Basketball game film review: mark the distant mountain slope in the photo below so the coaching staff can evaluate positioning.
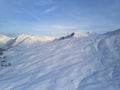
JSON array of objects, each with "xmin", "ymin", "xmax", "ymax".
[
  {"xmin": 0, "ymin": 29, "xmax": 120, "ymax": 90},
  {"xmin": 12, "ymin": 34, "xmax": 55, "ymax": 47},
  {"xmin": 103, "ymin": 29, "xmax": 120, "ymax": 36},
  {"xmin": 0, "ymin": 34, "xmax": 11, "ymax": 49},
  {"xmin": 58, "ymin": 32, "xmax": 96, "ymax": 40}
]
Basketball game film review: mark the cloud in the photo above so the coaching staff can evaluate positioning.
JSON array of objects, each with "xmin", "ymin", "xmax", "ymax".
[
  {"xmin": 33, "ymin": 0, "xmax": 58, "ymax": 14},
  {"xmin": 34, "ymin": 0, "xmax": 55, "ymax": 6},
  {"xmin": 41, "ymin": 6, "xmax": 58, "ymax": 14}
]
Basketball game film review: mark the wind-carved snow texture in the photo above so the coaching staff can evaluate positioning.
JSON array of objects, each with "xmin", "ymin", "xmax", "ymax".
[
  {"xmin": 0, "ymin": 30, "xmax": 120, "ymax": 90},
  {"xmin": 77, "ymin": 29, "xmax": 120, "ymax": 90}
]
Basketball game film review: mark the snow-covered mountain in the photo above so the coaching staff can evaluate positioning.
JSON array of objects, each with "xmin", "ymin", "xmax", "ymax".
[
  {"xmin": 12, "ymin": 34, "xmax": 55, "ymax": 47},
  {"xmin": 58, "ymin": 32, "xmax": 96, "ymax": 40},
  {"xmin": 0, "ymin": 34, "xmax": 11, "ymax": 49},
  {"xmin": 0, "ymin": 30, "xmax": 120, "ymax": 90}
]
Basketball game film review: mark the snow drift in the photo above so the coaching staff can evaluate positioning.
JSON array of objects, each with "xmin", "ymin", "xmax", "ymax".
[{"xmin": 0, "ymin": 29, "xmax": 120, "ymax": 90}]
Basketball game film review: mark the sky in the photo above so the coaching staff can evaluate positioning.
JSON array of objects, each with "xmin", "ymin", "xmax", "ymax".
[{"xmin": 0, "ymin": 0, "xmax": 120, "ymax": 36}]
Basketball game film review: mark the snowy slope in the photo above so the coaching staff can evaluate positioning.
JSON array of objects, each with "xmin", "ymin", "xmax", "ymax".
[
  {"xmin": 0, "ymin": 30, "xmax": 120, "ymax": 90},
  {"xmin": 0, "ymin": 34, "xmax": 11, "ymax": 49},
  {"xmin": 12, "ymin": 34, "xmax": 55, "ymax": 47},
  {"xmin": 58, "ymin": 32, "xmax": 96, "ymax": 40}
]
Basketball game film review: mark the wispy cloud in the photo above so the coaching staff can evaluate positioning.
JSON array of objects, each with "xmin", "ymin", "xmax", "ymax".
[
  {"xmin": 34, "ymin": 0, "xmax": 56, "ymax": 6},
  {"xmin": 33, "ymin": 0, "xmax": 58, "ymax": 14},
  {"xmin": 41, "ymin": 6, "xmax": 58, "ymax": 14}
]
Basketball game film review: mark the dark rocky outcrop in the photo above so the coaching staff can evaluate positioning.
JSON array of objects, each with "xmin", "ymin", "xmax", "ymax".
[
  {"xmin": 0, "ymin": 48, "xmax": 11, "ymax": 67},
  {"xmin": 0, "ymin": 48, "xmax": 3, "ymax": 55}
]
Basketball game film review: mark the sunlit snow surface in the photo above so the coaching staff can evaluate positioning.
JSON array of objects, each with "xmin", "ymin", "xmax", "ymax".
[
  {"xmin": 0, "ymin": 34, "xmax": 11, "ymax": 49},
  {"xmin": 0, "ymin": 30, "xmax": 120, "ymax": 90}
]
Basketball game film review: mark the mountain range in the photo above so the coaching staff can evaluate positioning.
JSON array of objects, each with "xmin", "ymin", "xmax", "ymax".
[{"xmin": 0, "ymin": 29, "xmax": 120, "ymax": 90}]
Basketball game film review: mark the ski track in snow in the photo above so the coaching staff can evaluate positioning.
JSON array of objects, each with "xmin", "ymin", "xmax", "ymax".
[{"xmin": 0, "ymin": 30, "xmax": 120, "ymax": 90}]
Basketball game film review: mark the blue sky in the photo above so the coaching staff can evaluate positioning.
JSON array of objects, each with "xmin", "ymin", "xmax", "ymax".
[{"xmin": 0, "ymin": 0, "xmax": 120, "ymax": 36}]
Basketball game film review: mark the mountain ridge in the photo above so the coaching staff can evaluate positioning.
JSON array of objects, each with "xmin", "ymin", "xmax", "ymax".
[
  {"xmin": 0, "ymin": 29, "xmax": 120, "ymax": 90},
  {"xmin": 0, "ymin": 29, "xmax": 120, "ymax": 48}
]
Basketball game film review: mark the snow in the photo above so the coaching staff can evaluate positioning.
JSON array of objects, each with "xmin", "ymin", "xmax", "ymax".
[
  {"xmin": 0, "ymin": 30, "xmax": 120, "ymax": 90},
  {"xmin": 12, "ymin": 34, "xmax": 55, "ymax": 47},
  {"xmin": 58, "ymin": 32, "xmax": 96, "ymax": 40},
  {"xmin": 71, "ymin": 32, "xmax": 96, "ymax": 37},
  {"xmin": 0, "ymin": 34, "xmax": 11, "ymax": 49}
]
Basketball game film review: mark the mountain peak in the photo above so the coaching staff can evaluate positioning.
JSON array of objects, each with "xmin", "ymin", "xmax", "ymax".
[
  {"xmin": 59, "ymin": 31, "xmax": 96, "ymax": 40},
  {"xmin": 0, "ymin": 34, "xmax": 11, "ymax": 48},
  {"xmin": 70, "ymin": 32, "xmax": 94, "ymax": 37},
  {"xmin": 12, "ymin": 34, "xmax": 55, "ymax": 46}
]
